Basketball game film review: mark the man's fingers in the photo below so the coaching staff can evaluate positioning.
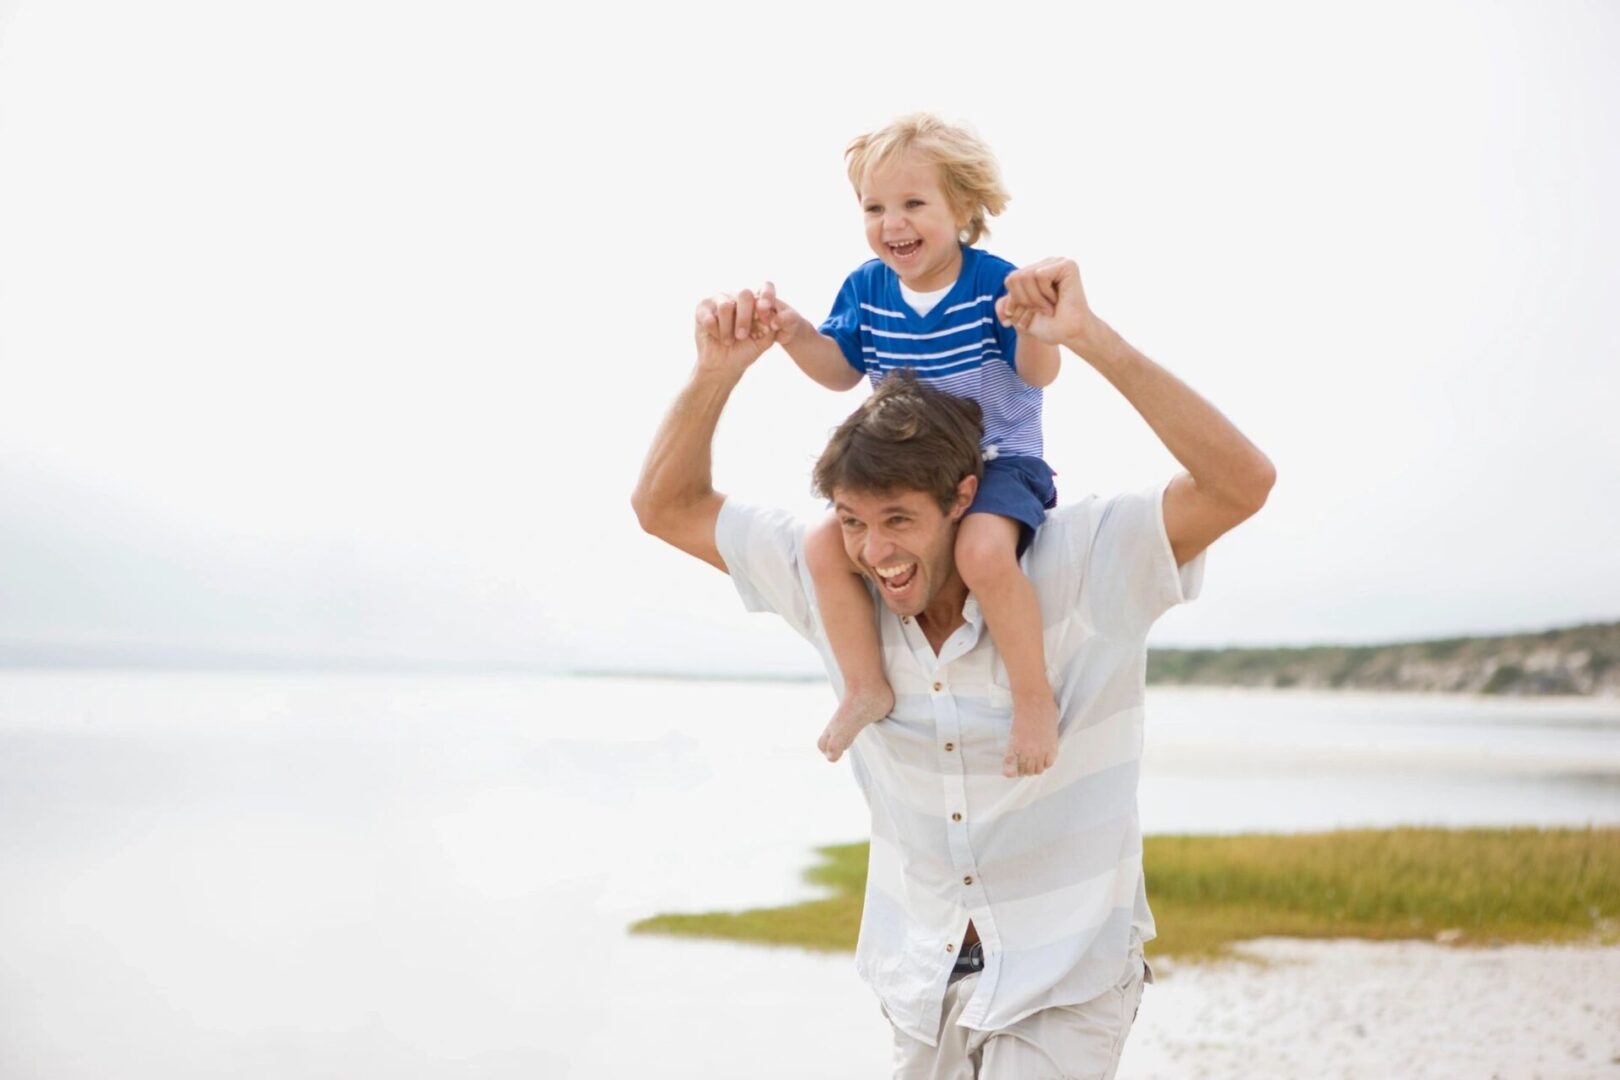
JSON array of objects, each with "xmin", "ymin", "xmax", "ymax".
[
  {"xmin": 734, "ymin": 289, "xmax": 757, "ymax": 341},
  {"xmin": 1008, "ymin": 273, "xmax": 1039, "ymax": 315},
  {"xmin": 715, "ymin": 298, "xmax": 736, "ymax": 342},
  {"xmin": 1022, "ymin": 271, "xmax": 1058, "ymax": 316},
  {"xmin": 696, "ymin": 299, "xmax": 719, "ymax": 337},
  {"xmin": 1045, "ymin": 259, "xmax": 1082, "ymax": 306},
  {"xmin": 1034, "ymin": 269, "xmax": 1060, "ymax": 310}
]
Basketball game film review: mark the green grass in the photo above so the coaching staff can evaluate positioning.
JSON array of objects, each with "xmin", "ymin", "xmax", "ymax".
[{"xmin": 630, "ymin": 828, "xmax": 1620, "ymax": 959}]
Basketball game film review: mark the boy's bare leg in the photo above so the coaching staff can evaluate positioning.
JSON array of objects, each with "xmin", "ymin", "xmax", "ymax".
[
  {"xmin": 807, "ymin": 514, "xmax": 895, "ymax": 762},
  {"xmin": 957, "ymin": 514, "xmax": 1059, "ymax": 778}
]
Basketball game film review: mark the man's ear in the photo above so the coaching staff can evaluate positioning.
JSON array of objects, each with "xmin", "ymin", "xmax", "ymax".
[{"xmin": 948, "ymin": 475, "xmax": 978, "ymax": 521}]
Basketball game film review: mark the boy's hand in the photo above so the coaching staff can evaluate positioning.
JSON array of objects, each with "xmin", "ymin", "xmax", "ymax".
[
  {"xmin": 755, "ymin": 280, "xmax": 808, "ymax": 345},
  {"xmin": 695, "ymin": 289, "xmax": 775, "ymax": 378},
  {"xmin": 997, "ymin": 258, "xmax": 1107, "ymax": 354}
]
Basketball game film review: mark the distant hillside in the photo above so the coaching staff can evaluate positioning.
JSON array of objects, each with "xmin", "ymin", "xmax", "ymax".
[{"xmin": 1149, "ymin": 621, "xmax": 1620, "ymax": 697}]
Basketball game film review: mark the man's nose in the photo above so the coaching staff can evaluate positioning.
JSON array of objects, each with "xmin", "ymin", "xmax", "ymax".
[{"xmin": 863, "ymin": 531, "xmax": 893, "ymax": 567}]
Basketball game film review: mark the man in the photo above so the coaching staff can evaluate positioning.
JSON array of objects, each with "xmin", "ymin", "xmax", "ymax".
[{"xmin": 631, "ymin": 257, "xmax": 1274, "ymax": 1078}]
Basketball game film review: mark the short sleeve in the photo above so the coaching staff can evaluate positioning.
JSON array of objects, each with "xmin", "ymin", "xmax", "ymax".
[
  {"xmin": 817, "ymin": 273, "xmax": 869, "ymax": 374},
  {"xmin": 983, "ymin": 256, "xmax": 1020, "ymax": 371},
  {"xmin": 1082, "ymin": 485, "xmax": 1206, "ymax": 639},
  {"xmin": 714, "ymin": 498, "xmax": 819, "ymax": 640}
]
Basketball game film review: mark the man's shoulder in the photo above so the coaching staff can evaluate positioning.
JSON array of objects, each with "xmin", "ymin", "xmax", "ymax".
[
  {"xmin": 1032, "ymin": 495, "xmax": 1105, "ymax": 541},
  {"xmin": 715, "ymin": 498, "xmax": 820, "ymax": 638},
  {"xmin": 717, "ymin": 497, "xmax": 808, "ymax": 553},
  {"xmin": 1023, "ymin": 489, "xmax": 1165, "ymax": 580}
]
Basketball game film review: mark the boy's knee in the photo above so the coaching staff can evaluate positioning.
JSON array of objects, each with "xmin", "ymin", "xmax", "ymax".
[
  {"xmin": 955, "ymin": 518, "xmax": 1019, "ymax": 585},
  {"xmin": 807, "ymin": 515, "xmax": 850, "ymax": 571}
]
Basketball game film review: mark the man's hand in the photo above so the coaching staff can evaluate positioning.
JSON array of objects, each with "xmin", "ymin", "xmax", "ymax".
[
  {"xmin": 754, "ymin": 280, "xmax": 809, "ymax": 346},
  {"xmin": 996, "ymin": 258, "xmax": 1108, "ymax": 357},
  {"xmin": 695, "ymin": 288, "xmax": 776, "ymax": 378}
]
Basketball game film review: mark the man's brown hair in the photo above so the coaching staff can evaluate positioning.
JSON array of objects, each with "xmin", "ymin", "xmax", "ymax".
[{"xmin": 813, "ymin": 371, "xmax": 985, "ymax": 513}]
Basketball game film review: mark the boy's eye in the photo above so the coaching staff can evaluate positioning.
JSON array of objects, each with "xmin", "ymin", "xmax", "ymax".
[
  {"xmin": 905, "ymin": 199, "xmax": 925, "ymax": 209},
  {"xmin": 864, "ymin": 204, "xmax": 882, "ymax": 215}
]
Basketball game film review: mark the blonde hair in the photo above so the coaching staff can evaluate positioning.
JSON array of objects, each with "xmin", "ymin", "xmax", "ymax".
[{"xmin": 845, "ymin": 113, "xmax": 1010, "ymax": 246}]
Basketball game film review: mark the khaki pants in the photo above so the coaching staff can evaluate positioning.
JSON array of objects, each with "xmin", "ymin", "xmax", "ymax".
[{"xmin": 889, "ymin": 950, "xmax": 1149, "ymax": 1080}]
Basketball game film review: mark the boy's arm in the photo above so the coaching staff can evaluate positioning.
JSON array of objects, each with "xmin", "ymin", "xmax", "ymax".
[
  {"xmin": 1002, "ymin": 258, "xmax": 1275, "ymax": 567},
  {"xmin": 631, "ymin": 290, "xmax": 775, "ymax": 571},
  {"xmin": 1014, "ymin": 333, "xmax": 1061, "ymax": 388},
  {"xmin": 757, "ymin": 281, "xmax": 865, "ymax": 391}
]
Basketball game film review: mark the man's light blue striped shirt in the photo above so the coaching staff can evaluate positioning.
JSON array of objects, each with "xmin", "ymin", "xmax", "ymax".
[{"xmin": 715, "ymin": 487, "xmax": 1205, "ymax": 1045}]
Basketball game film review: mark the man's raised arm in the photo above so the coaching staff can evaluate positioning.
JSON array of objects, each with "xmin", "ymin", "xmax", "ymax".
[
  {"xmin": 631, "ymin": 289, "xmax": 775, "ymax": 572},
  {"xmin": 1000, "ymin": 258, "xmax": 1276, "ymax": 567}
]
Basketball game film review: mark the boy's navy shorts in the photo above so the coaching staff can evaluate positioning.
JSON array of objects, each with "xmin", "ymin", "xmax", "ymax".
[{"xmin": 966, "ymin": 454, "xmax": 1057, "ymax": 558}]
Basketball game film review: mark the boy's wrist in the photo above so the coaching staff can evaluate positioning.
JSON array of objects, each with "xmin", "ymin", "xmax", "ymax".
[{"xmin": 781, "ymin": 320, "xmax": 821, "ymax": 350}]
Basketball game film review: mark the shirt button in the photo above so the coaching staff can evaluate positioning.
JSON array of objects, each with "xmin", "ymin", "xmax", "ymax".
[
  {"xmin": 963, "ymin": 875, "xmax": 974, "ymax": 886},
  {"xmin": 932, "ymin": 681, "xmax": 942, "ymax": 692},
  {"xmin": 951, "ymin": 813, "xmax": 962, "ymax": 822},
  {"xmin": 945, "ymin": 943, "xmax": 955, "ymax": 953},
  {"xmin": 944, "ymin": 742, "xmax": 955, "ymax": 752},
  {"xmin": 902, "ymin": 617, "xmax": 911, "ymax": 624}
]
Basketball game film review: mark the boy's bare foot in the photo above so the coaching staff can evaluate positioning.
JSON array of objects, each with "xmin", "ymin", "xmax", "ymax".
[
  {"xmin": 1003, "ymin": 693, "xmax": 1060, "ymax": 778},
  {"xmin": 818, "ymin": 682, "xmax": 895, "ymax": 763}
]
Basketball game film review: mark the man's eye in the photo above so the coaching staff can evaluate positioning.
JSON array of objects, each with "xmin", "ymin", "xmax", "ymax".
[{"xmin": 841, "ymin": 518, "xmax": 862, "ymax": 530}]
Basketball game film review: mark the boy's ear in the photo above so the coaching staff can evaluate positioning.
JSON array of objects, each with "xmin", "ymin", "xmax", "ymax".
[{"xmin": 952, "ymin": 200, "xmax": 974, "ymax": 236}]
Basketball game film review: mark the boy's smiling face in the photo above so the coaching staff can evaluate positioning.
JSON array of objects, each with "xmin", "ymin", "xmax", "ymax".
[{"xmin": 859, "ymin": 152, "xmax": 970, "ymax": 293}]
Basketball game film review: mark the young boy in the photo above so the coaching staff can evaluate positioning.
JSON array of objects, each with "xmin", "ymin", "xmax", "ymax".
[{"xmin": 758, "ymin": 114, "xmax": 1063, "ymax": 779}]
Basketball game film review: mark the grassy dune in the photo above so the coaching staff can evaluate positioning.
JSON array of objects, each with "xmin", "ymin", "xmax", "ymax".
[{"xmin": 630, "ymin": 828, "xmax": 1620, "ymax": 959}]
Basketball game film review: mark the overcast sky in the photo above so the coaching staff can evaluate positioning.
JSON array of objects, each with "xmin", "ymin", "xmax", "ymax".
[{"xmin": 1, "ymin": 0, "xmax": 1617, "ymax": 673}]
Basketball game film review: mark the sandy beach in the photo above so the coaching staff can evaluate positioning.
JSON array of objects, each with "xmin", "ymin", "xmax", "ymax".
[{"xmin": 1120, "ymin": 940, "xmax": 1620, "ymax": 1079}]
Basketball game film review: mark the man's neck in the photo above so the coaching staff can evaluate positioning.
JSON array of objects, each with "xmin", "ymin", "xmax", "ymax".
[{"xmin": 915, "ymin": 578, "xmax": 970, "ymax": 654}]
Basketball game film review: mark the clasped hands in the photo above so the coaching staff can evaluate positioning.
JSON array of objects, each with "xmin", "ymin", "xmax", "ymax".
[{"xmin": 694, "ymin": 257, "xmax": 1100, "ymax": 374}]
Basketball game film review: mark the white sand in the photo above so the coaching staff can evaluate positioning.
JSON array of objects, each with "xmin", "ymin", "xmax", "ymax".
[{"xmin": 1119, "ymin": 940, "xmax": 1620, "ymax": 1080}]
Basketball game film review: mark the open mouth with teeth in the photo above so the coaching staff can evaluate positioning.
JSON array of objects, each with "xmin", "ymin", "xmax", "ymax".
[
  {"xmin": 887, "ymin": 239, "xmax": 922, "ymax": 261},
  {"xmin": 873, "ymin": 561, "xmax": 919, "ymax": 595}
]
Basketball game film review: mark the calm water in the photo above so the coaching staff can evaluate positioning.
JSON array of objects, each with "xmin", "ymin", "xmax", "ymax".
[{"xmin": 1, "ymin": 672, "xmax": 1616, "ymax": 1079}]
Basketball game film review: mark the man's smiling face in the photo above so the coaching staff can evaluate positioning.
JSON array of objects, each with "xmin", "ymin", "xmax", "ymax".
[{"xmin": 833, "ymin": 481, "xmax": 974, "ymax": 619}]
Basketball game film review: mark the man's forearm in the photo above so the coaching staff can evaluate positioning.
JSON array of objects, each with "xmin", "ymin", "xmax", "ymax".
[
  {"xmin": 633, "ymin": 364, "xmax": 739, "ymax": 529},
  {"xmin": 1067, "ymin": 323, "xmax": 1274, "ymax": 512},
  {"xmin": 630, "ymin": 363, "xmax": 745, "ymax": 572}
]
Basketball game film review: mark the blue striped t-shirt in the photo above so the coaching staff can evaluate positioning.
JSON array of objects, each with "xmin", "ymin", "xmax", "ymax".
[{"xmin": 819, "ymin": 246, "xmax": 1044, "ymax": 459}]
